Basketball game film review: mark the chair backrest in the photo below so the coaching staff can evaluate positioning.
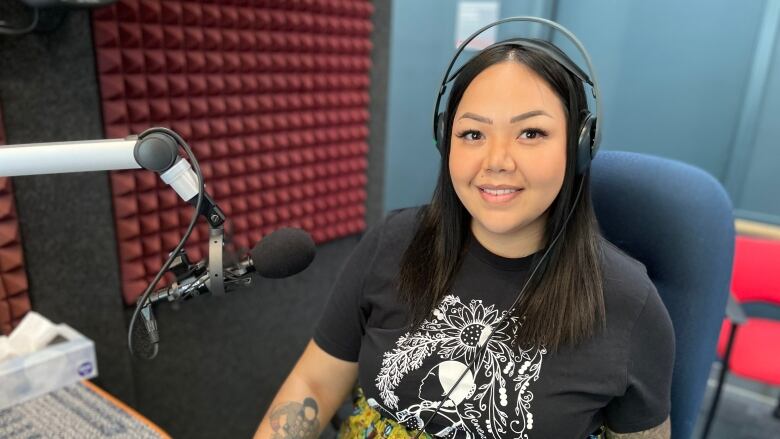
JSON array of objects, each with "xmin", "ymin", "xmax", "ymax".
[
  {"xmin": 590, "ymin": 151, "xmax": 735, "ymax": 439},
  {"xmin": 732, "ymin": 235, "xmax": 780, "ymax": 305}
]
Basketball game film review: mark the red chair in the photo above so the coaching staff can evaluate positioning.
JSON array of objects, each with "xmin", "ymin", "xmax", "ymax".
[{"xmin": 701, "ymin": 235, "xmax": 780, "ymax": 438}]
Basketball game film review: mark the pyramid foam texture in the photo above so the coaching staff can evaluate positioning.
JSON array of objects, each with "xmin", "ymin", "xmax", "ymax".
[
  {"xmin": 0, "ymin": 103, "xmax": 32, "ymax": 334},
  {"xmin": 92, "ymin": 0, "xmax": 373, "ymax": 304}
]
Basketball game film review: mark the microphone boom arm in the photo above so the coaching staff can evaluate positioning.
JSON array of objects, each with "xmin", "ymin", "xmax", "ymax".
[
  {"xmin": 0, "ymin": 132, "xmax": 225, "ymax": 228},
  {"xmin": 1, "ymin": 135, "xmax": 146, "ymax": 176}
]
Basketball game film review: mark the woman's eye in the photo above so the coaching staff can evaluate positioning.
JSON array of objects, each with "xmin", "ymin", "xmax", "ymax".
[
  {"xmin": 519, "ymin": 128, "xmax": 549, "ymax": 141},
  {"xmin": 456, "ymin": 130, "xmax": 483, "ymax": 142}
]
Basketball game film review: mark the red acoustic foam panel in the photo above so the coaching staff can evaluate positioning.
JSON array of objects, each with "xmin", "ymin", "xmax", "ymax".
[
  {"xmin": 92, "ymin": 0, "xmax": 373, "ymax": 305},
  {"xmin": 0, "ymin": 103, "xmax": 33, "ymax": 334}
]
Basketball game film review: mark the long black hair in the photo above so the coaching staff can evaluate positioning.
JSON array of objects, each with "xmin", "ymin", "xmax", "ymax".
[{"xmin": 398, "ymin": 44, "xmax": 605, "ymax": 352}]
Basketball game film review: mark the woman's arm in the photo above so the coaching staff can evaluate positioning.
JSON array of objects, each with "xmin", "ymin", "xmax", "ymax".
[
  {"xmin": 605, "ymin": 417, "xmax": 670, "ymax": 438},
  {"xmin": 253, "ymin": 339, "xmax": 358, "ymax": 439}
]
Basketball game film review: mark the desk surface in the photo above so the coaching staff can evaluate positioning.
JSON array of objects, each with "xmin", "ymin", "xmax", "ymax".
[{"xmin": 0, "ymin": 381, "xmax": 170, "ymax": 439}]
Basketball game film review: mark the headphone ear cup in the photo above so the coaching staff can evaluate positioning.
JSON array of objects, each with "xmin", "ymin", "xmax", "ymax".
[
  {"xmin": 435, "ymin": 112, "xmax": 447, "ymax": 155},
  {"xmin": 576, "ymin": 113, "xmax": 596, "ymax": 174}
]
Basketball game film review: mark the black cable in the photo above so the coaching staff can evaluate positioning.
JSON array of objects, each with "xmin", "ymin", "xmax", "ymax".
[
  {"xmin": 0, "ymin": 7, "xmax": 38, "ymax": 36},
  {"xmin": 412, "ymin": 174, "xmax": 587, "ymax": 438},
  {"xmin": 127, "ymin": 127, "xmax": 205, "ymax": 360}
]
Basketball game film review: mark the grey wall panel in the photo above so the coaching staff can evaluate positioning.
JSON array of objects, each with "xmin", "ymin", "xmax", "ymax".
[
  {"xmin": 0, "ymin": 9, "xmax": 137, "ymax": 405},
  {"xmin": 382, "ymin": 0, "xmax": 454, "ymax": 212},
  {"xmin": 366, "ymin": 0, "xmax": 392, "ymax": 226},
  {"xmin": 733, "ymin": 2, "xmax": 780, "ymax": 223},
  {"xmin": 553, "ymin": 0, "xmax": 766, "ymax": 180}
]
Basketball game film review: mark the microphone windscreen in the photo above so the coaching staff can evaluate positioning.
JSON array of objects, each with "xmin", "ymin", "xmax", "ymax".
[
  {"xmin": 251, "ymin": 228, "xmax": 316, "ymax": 278},
  {"xmin": 130, "ymin": 314, "xmax": 157, "ymax": 359}
]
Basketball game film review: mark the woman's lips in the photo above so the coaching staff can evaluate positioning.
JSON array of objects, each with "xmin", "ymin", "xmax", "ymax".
[{"xmin": 478, "ymin": 186, "xmax": 523, "ymax": 203}]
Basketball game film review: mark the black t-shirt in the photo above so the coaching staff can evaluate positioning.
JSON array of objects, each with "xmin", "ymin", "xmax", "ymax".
[{"xmin": 314, "ymin": 208, "xmax": 674, "ymax": 439}]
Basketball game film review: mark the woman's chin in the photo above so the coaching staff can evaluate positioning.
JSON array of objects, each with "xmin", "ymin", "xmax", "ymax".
[{"xmin": 472, "ymin": 217, "xmax": 528, "ymax": 237}]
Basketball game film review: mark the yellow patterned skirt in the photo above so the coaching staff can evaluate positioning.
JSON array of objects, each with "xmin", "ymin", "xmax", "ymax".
[
  {"xmin": 336, "ymin": 387, "xmax": 433, "ymax": 439},
  {"xmin": 335, "ymin": 387, "xmax": 605, "ymax": 439}
]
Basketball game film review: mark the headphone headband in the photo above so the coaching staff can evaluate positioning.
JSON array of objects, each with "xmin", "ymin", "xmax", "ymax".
[{"xmin": 432, "ymin": 16, "xmax": 603, "ymax": 149}]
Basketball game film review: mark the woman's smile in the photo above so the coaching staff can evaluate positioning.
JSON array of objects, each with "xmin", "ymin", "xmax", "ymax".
[{"xmin": 476, "ymin": 184, "xmax": 524, "ymax": 204}]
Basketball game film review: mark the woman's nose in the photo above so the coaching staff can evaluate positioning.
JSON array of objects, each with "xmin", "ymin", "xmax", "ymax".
[{"xmin": 484, "ymin": 138, "xmax": 516, "ymax": 173}]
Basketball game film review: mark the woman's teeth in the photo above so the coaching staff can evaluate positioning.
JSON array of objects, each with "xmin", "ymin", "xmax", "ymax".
[{"xmin": 481, "ymin": 188, "xmax": 518, "ymax": 195}]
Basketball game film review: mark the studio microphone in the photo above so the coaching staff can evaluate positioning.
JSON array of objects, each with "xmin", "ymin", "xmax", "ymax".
[
  {"xmin": 136, "ymin": 227, "xmax": 316, "ymax": 352},
  {"xmin": 146, "ymin": 227, "xmax": 316, "ymax": 306}
]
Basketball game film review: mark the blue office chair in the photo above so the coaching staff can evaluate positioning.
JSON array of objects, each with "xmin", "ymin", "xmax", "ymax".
[{"xmin": 590, "ymin": 151, "xmax": 735, "ymax": 439}]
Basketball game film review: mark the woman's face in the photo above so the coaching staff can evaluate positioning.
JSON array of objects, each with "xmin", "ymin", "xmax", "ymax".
[{"xmin": 449, "ymin": 61, "xmax": 568, "ymax": 254}]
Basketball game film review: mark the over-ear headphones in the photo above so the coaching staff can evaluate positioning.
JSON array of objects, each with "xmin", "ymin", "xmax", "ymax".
[{"xmin": 432, "ymin": 17, "xmax": 602, "ymax": 175}]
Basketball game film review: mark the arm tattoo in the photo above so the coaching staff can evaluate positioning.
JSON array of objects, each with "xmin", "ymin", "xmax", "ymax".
[
  {"xmin": 269, "ymin": 397, "xmax": 321, "ymax": 439},
  {"xmin": 605, "ymin": 417, "xmax": 670, "ymax": 439}
]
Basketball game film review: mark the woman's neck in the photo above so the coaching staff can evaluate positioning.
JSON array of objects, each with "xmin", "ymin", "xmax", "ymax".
[{"xmin": 470, "ymin": 214, "xmax": 547, "ymax": 258}]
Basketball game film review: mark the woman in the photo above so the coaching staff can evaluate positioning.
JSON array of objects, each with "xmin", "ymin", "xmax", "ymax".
[{"xmin": 254, "ymin": 38, "xmax": 674, "ymax": 439}]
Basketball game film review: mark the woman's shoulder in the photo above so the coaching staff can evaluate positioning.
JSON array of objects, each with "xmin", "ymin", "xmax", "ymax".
[
  {"xmin": 598, "ymin": 237, "xmax": 651, "ymax": 283},
  {"xmin": 596, "ymin": 236, "xmax": 674, "ymax": 355},
  {"xmin": 383, "ymin": 205, "xmax": 425, "ymax": 226},
  {"xmin": 597, "ymin": 236, "xmax": 665, "ymax": 320},
  {"xmin": 371, "ymin": 205, "xmax": 425, "ymax": 241},
  {"xmin": 357, "ymin": 205, "xmax": 425, "ymax": 261}
]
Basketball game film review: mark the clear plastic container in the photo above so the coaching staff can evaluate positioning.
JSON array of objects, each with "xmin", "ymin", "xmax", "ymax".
[{"xmin": 0, "ymin": 323, "xmax": 98, "ymax": 410}]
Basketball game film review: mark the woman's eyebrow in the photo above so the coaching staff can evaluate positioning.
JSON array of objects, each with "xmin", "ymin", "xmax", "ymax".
[
  {"xmin": 510, "ymin": 110, "xmax": 552, "ymax": 123},
  {"xmin": 459, "ymin": 112, "xmax": 493, "ymax": 124},
  {"xmin": 458, "ymin": 110, "xmax": 552, "ymax": 124}
]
